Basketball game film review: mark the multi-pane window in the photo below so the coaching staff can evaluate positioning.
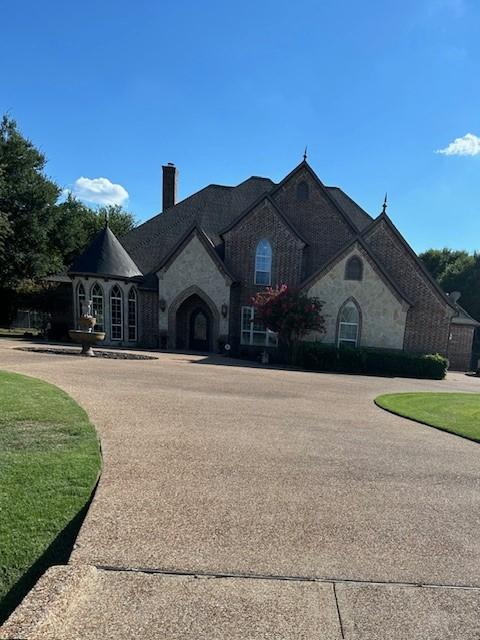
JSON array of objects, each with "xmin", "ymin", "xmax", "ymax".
[
  {"xmin": 241, "ymin": 306, "xmax": 278, "ymax": 347},
  {"xmin": 128, "ymin": 287, "xmax": 137, "ymax": 341},
  {"xmin": 110, "ymin": 285, "xmax": 123, "ymax": 341},
  {"xmin": 338, "ymin": 301, "xmax": 360, "ymax": 347},
  {"xmin": 255, "ymin": 239, "xmax": 272, "ymax": 285},
  {"xmin": 91, "ymin": 283, "xmax": 104, "ymax": 332},
  {"xmin": 77, "ymin": 283, "xmax": 86, "ymax": 323},
  {"xmin": 345, "ymin": 256, "xmax": 363, "ymax": 281}
]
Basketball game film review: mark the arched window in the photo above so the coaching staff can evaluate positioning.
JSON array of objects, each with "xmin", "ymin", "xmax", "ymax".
[
  {"xmin": 345, "ymin": 256, "xmax": 363, "ymax": 281},
  {"xmin": 296, "ymin": 180, "xmax": 309, "ymax": 201},
  {"xmin": 77, "ymin": 282, "xmax": 86, "ymax": 320},
  {"xmin": 90, "ymin": 283, "xmax": 104, "ymax": 332},
  {"xmin": 255, "ymin": 239, "xmax": 272, "ymax": 285},
  {"xmin": 338, "ymin": 300, "xmax": 360, "ymax": 348},
  {"xmin": 128, "ymin": 287, "xmax": 137, "ymax": 341},
  {"xmin": 110, "ymin": 285, "xmax": 123, "ymax": 341}
]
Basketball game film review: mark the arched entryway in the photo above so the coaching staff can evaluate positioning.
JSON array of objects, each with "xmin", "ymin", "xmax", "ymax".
[{"xmin": 175, "ymin": 293, "xmax": 215, "ymax": 351}]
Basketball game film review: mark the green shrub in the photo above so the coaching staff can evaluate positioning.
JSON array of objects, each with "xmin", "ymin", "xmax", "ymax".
[{"xmin": 296, "ymin": 343, "xmax": 448, "ymax": 380}]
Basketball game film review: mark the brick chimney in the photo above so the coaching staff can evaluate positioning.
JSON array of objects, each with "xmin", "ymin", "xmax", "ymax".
[{"xmin": 162, "ymin": 163, "xmax": 178, "ymax": 211}]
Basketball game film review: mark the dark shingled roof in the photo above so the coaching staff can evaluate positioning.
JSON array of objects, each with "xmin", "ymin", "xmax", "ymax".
[
  {"xmin": 120, "ymin": 173, "xmax": 373, "ymax": 278},
  {"xmin": 326, "ymin": 187, "xmax": 373, "ymax": 231},
  {"xmin": 450, "ymin": 300, "xmax": 480, "ymax": 326},
  {"xmin": 69, "ymin": 225, "xmax": 142, "ymax": 279},
  {"xmin": 121, "ymin": 177, "xmax": 274, "ymax": 275}
]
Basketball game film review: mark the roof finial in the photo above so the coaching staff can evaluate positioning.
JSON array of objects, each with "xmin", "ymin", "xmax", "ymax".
[
  {"xmin": 104, "ymin": 209, "xmax": 109, "ymax": 228},
  {"xmin": 382, "ymin": 192, "xmax": 388, "ymax": 215},
  {"xmin": 303, "ymin": 146, "xmax": 308, "ymax": 162}
]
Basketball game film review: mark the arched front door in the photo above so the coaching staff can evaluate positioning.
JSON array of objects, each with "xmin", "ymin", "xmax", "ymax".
[
  {"xmin": 189, "ymin": 308, "xmax": 210, "ymax": 351},
  {"xmin": 175, "ymin": 293, "xmax": 215, "ymax": 351}
]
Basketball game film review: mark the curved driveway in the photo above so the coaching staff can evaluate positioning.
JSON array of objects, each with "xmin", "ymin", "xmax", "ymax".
[{"xmin": 1, "ymin": 341, "xmax": 480, "ymax": 637}]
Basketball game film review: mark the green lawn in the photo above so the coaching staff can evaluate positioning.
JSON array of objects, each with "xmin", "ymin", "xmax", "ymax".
[
  {"xmin": 375, "ymin": 392, "xmax": 480, "ymax": 442},
  {"xmin": 0, "ymin": 371, "xmax": 101, "ymax": 623}
]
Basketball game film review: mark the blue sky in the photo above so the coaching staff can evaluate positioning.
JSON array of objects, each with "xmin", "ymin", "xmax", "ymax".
[{"xmin": 1, "ymin": 0, "xmax": 479, "ymax": 253}]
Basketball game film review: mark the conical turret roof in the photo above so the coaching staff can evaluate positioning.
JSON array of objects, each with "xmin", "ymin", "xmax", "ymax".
[{"xmin": 69, "ymin": 226, "xmax": 142, "ymax": 279}]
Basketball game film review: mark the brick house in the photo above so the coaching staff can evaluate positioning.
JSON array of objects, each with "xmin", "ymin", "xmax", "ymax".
[{"xmin": 68, "ymin": 160, "xmax": 477, "ymax": 370}]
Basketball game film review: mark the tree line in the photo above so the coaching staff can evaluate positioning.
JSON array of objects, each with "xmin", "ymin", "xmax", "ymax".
[
  {"xmin": 419, "ymin": 248, "xmax": 480, "ymax": 322},
  {"xmin": 0, "ymin": 115, "xmax": 136, "ymax": 324}
]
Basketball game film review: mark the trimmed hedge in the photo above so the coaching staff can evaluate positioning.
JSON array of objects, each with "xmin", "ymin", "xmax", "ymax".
[{"xmin": 296, "ymin": 343, "xmax": 448, "ymax": 380}]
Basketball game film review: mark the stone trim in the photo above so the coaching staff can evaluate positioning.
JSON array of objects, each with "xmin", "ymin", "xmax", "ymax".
[
  {"xmin": 167, "ymin": 285, "xmax": 221, "ymax": 350},
  {"xmin": 301, "ymin": 239, "xmax": 411, "ymax": 308},
  {"xmin": 156, "ymin": 225, "xmax": 235, "ymax": 284}
]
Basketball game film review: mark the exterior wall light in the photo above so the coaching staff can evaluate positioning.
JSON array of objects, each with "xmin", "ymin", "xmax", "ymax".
[
  {"xmin": 159, "ymin": 298, "xmax": 167, "ymax": 312},
  {"xmin": 221, "ymin": 304, "xmax": 228, "ymax": 318}
]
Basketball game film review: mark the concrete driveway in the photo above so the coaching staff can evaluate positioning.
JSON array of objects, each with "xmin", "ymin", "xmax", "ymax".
[{"xmin": 1, "ymin": 340, "xmax": 479, "ymax": 638}]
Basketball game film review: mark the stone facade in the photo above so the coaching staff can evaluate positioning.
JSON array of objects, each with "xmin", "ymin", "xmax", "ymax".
[
  {"xmin": 157, "ymin": 232, "xmax": 232, "ymax": 350},
  {"xmin": 305, "ymin": 245, "xmax": 409, "ymax": 349}
]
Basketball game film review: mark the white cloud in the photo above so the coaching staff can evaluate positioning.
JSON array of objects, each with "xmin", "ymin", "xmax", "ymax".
[
  {"xmin": 72, "ymin": 176, "xmax": 129, "ymax": 205},
  {"xmin": 436, "ymin": 133, "xmax": 480, "ymax": 156}
]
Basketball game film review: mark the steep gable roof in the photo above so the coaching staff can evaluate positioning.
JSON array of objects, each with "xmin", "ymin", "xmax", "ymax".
[
  {"xmin": 220, "ymin": 193, "xmax": 308, "ymax": 244},
  {"xmin": 120, "ymin": 162, "xmax": 375, "ymax": 282},
  {"xmin": 269, "ymin": 160, "xmax": 371, "ymax": 233},
  {"xmin": 69, "ymin": 225, "xmax": 142, "ymax": 279},
  {"xmin": 156, "ymin": 224, "xmax": 236, "ymax": 283},
  {"xmin": 361, "ymin": 212, "xmax": 457, "ymax": 311}
]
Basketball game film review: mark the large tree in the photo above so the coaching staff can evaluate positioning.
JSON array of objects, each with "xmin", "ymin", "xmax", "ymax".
[
  {"xmin": 0, "ymin": 115, "xmax": 137, "ymax": 324},
  {"xmin": 420, "ymin": 248, "xmax": 480, "ymax": 321},
  {"xmin": 0, "ymin": 115, "xmax": 61, "ymax": 288},
  {"xmin": 51, "ymin": 199, "xmax": 136, "ymax": 268}
]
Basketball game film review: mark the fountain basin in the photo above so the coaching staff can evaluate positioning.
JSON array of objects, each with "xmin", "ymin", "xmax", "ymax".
[{"xmin": 69, "ymin": 330, "xmax": 106, "ymax": 356}]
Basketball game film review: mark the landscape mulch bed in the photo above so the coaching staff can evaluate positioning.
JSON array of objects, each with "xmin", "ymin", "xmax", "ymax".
[{"xmin": 16, "ymin": 347, "xmax": 158, "ymax": 360}]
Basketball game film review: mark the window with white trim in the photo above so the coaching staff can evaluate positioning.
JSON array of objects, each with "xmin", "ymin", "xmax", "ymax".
[
  {"xmin": 110, "ymin": 285, "xmax": 123, "ymax": 341},
  {"xmin": 128, "ymin": 287, "xmax": 137, "ymax": 341},
  {"xmin": 91, "ymin": 283, "xmax": 104, "ymax": 332},
  {"xmin": 241, "ymin": 306, "xmax": 278, "ymax": 347},
  {"xmin": 255, "ymin": 239, "xmax": 272, "ymax": 285},
  {"xmin": 338, "ymin": 301, "xmax": 360, "ymax": 347},
  {"xmin": 77, "ymin": 283, "xmax": 86, "ymax": 321}
]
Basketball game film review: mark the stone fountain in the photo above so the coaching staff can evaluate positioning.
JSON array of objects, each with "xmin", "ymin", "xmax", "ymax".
[{"xmin": 69, "ymin": 300, "xmax": 106, "ymax": 356}]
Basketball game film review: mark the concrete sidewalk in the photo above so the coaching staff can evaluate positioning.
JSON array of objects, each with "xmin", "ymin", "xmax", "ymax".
[
  {"xmin": 2, "ymin": 566, "xmax": 479, "ymax": 639},
  {"xmin": 1, "ymin": 341, "xmax": 479, "ymax": 638}
]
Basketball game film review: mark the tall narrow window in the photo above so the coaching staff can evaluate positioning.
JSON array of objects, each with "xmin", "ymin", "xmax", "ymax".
[
  {"xmin": 255, "ymin": 239, "xmax": 272, "ymax": 285},
  {"xmin": 77, "ymin": 283, "xmax": 86, "ymax": 319},
  {"xmin": 110, "ymin": 285, "xmax": 123, "ymax": 341},
  {"xmin": 91, "ymin": 283, "xmax": 104, "ymax": 332},
  {"xmin": 338, "ymin": 300, "xmax": 360, "ymax": 348},
  {"xmin": 345, "ymin": 256, "xmax": 363, "ymax": 281},
  {"xmin": 296, "ymin": 180, "xmax": 309, "ymax": 201},
  {"xmin": 128, "ymin": 287, "xmax": 137, "ymax": 341}
]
